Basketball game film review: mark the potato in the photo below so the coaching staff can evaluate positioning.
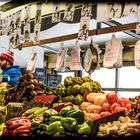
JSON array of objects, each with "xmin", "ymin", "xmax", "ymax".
[
  {"xmin": 132, "ymin": 123, "xmax": 140, "ymax": 129},
  {"xmin": 134, "ymin": 128, "xmax": 140, "ymax": 134},
  {"xmin": 118, "ymin": 131, "xmax": 127, "ymax": 136}
]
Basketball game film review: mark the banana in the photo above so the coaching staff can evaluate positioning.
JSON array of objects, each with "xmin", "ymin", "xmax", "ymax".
[{"xmin": 22, "ymin": 107, "xmax": 41, "ymax": 117}]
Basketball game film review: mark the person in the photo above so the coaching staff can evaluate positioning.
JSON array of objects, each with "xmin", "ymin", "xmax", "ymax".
[{"xmin": 0, "ymin": 50, "xmax": 22, "ymax": 85}]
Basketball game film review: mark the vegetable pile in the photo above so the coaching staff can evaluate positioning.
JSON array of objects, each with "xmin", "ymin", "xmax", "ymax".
[{"xmin": 55, "ymin": 76, "xmax": 102, "ymax": 105}]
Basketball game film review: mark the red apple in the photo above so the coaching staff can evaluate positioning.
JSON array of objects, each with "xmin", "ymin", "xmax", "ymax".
[
  {"xmin": 106, "ymin": 91, "xmax": 118, "ymax": 104},
  {"xmin": 100, "ymin": 111, "xmax": 111, "ymax": 117},
  {"xmin": 102, "ymin": 102, "xmax": 111, "ymax": 111},
  {"xmin": 110, "ymin": 103, "xmax": 121, "ymax": 112}
]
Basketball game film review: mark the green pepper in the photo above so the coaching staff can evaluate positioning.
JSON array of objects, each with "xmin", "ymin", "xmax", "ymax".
[
  {"xmin": 38, "ymin": 124, "xmax": 48, "ymax": 131},
  {"xmin": 43, "ymin": 109, "xmax": 58, "ymax": 122},
  {"xmin": 47, "ymin": 121, "xmax": 64, "ymax": 135},
  {"xmin": 77, "ymin": 121, "xmax": 93, "ymax": 135},
  {"xmin": 31, "ymin": 121, "xmax": 43, "ymax": 127},
  {"xmin": 48, "ymin": 116, "xmax": 63, "ymax": 124},
  {"xmin": 59, "ymin": 106, "xmax": 74, "ymax": 116},
  {"xmin": 61, "ymin": 117, "xmax": 78, "ymax": 132},
  {"xmin": 66, "ymin": 109, "xmax": 84, "ymax": 123}
]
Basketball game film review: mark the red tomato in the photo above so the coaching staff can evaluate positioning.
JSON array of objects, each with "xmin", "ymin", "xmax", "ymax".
[
  {"xmin": 106, "ymin": 92, "xmax": 118, "ymax": 104},
  {"xmin": 100, "ymin": 111, "xmax": 111, "ymax": 117},
  {"xmin": 110, "ymin": 103, "xmax": 121, "ymax": 112},
  {"xmin": 117, "ymin": 98, "xmax": 132, "ymax": 107},
  {"xmin": 113, "ymin": 107, "xmax": 127, "ymax": 113},
  {"xmin": 102, "ymin": 102, "xmax": 111, "ymax": 111},
  {"xmin": 126, "ymin": 104, "xmax": 132, "ymax": 111}
]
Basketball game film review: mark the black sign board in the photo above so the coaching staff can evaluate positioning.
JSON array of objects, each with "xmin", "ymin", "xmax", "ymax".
[
  {"xmin": 47, "ymin": 74, "xmax": 62, "ymax": 89},
  {"xmin": 34, "ymin": 68, "xmax": 46, "ymax": 77}
]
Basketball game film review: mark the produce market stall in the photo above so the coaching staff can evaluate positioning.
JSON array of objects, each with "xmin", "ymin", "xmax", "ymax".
[{"xmin": 0, "ymin": 1, "xmax": 140, "ymax": 140}]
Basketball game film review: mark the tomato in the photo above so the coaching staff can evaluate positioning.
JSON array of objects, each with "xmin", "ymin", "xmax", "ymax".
[
  {"xmin": 106, "ymin": 91, "xmax": 118, "ymax": 104},
  {"xmin": 100, "ymin": 111, "xmax": 111, "ymax": 117},
  {"xmin": 110, "ymin": 103, "xmax": 121, "ymax": 112},
  {"xmin": 117, "ymin": 98, "xmax": 132, "ymax": 107},
  {"xmin": 126, "ymin": 104, "xmax": 132, "ymax": 111},
  {"xmin": 102, "ymin": 102, "xmax": 111, "ymax": 111},
  {"xmin": 113, "ymin": 107, "xmax": 127, "ymax": 113}
]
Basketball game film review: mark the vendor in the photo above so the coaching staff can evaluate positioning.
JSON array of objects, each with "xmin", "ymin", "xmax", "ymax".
[{"xmin": 0, "ymin": 50, "xmax": 22, "ymax": 85}]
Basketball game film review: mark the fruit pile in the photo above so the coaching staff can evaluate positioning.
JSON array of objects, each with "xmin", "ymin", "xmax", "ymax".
[
  {"xmin": 80, "ymin": 91, "xmax": 132, "ymax": 121},
  {"xmin": 30, "ymin": 106, "xmax": 93, "ymax": 137},
  {"xmin": 55, "ymin": 76, "xmax": 102, "ymax": 105},
  {"xmin": 127, "ymin": 95, "xmax": 140, "ymax": 122},
  {"xmin": 97, "ymin": 116, "xmax": 140, "ymax": 137},
  {"xmin": 4, "ymin": 70, "xmax": 54, "ymax": 104}
]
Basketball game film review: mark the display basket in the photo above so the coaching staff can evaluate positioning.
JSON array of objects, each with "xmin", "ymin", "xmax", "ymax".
[{"xmin": 91, "ymin": 110, "xmax": 125, "ymax": 138}]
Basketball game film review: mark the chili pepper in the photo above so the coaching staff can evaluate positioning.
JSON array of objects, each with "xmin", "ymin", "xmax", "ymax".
[
  {"xmin": 15, "ymin": 125, "xmax": 30, "ymax": 131},
  {"xmin": 19, "ymin": 134, "xmax": 29, "ymax": 136},
  {"xmin": 2, "ymin": 128, "xmax": 10, "ymax": 136},
  {"xmin": 16, "ymin": 129, "xmax": 30, "ymax": 134}
]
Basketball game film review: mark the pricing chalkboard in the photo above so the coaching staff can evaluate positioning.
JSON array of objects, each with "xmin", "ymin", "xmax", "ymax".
[
  {"xmin": 34, "ymin": 68, "xmax": 46, "ymax": 77},
  {"xmin": 47, "ymin": 74, "xmax": 62, "ymax": 89}
]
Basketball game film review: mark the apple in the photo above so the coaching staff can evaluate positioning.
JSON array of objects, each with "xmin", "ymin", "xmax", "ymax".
[
  {"xmin": 102, "ymin": 102, "xmax": 111, "ymax": 111},
  {"xmin": 106, "ymin": 91, "xmax": 118, "ymax": 104},
  {"xmin": 100, "ymin": 111, "xmax": 111, "ymax": 117}
]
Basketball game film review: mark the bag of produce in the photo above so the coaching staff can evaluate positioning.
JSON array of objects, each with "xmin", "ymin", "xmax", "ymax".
[
  {"xmin": 70, "ymin": 41, "xmax": 82, "ymax": 70},
  {"xmin": 103, "ymin": 34, "xmax": 123, "ymax": 68},
  {"xmin": 56, "ymin": 43, "xmax": 68, "ymax": 71}
]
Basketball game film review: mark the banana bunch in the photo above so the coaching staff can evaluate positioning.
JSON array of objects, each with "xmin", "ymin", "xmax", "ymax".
[
  {"xmin": 55, "ymin": 84, "xmax": 66, "ymax": 97},
  {"xmin": 90, "ymin": 81, "xmax": 102, "ymax": 92},
  {"xmin": 73, "ymin": 77, "xmax": 83, "ymax": 85},
  {"xmin": 22, "ymin": 107, "xmax": 48, "ymax": 119}
]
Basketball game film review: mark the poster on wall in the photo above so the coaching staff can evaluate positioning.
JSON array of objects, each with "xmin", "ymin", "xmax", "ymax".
[
  {"xmin": 81, "ymin": 3, "xmax": 92, "ymax": 18},
  {"xmin": 26, "ymin": 46, "xmax": 37, "ymax": 73},
  {"xmin": 121, "ymin": 3, "xmax": 137, "ymax": 17},
  {"xmin": 107, "ymin": 3, "xmax": 122, "ymax": 20},
  {"xmin": 14, "ymin": 10, "xmax": 21, "ymax": 48},
  {"xmin": 24, "ymin": 5, "xmax": 31, "ymax": 43},
  {"xmin": 78, "ymin": 16, "xmax": 90, "ymax": 40},
  {"xmin": 52, "ymin": 3, "xmax": 61, "ymax": 23},
  {"xmin": 3, "ymin": 17, "xmax": 9, "ymax": 35},
  {"xmin": 63, "ymin": 3, "xmax": 74, "ymax": 21},
  {"xmin": 34, "ymin": 3, "xmax": 42, "ymax": 44},
  {"xmin": 9, "ymin": 14, "xmax": 16, "ymax": 50}
]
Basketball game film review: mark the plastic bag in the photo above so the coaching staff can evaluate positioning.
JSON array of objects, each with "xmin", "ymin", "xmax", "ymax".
[
  {"xmin": 134, "ymin": 40, "xmax": 140, "ymax": 68},
  {"xmin": 103, "ymin": 34, "xmax": 123, "ymax": 68},
  {"xmin": 56, "ymin": 43, "xmax": 68, "ymax": 71},
  {"xmin": 70, "ymin": 41, "xmax": 82, "ymax": 70}
]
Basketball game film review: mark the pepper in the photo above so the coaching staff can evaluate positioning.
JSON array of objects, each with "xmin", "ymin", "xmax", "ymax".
[
  {"xmin": 38, "ymin": 124, "xmax": 48, "ymax": 131},
  {"xmin": 59, "ymin": 106, "xmax": 74, "ymax": 116},
  {"xmin": 47, "ymin": 121, "xmax": 64, "ymax": 135},
  {"xmin": 61, "ymin": 117, "xmax": 78, "ymax": 132},
  {"xmin": 43, "ymin": 109, "xmax": 58, "ymax": 118},
  {"xmin": 31, "ymin": 121, "xmax": 43, "ymax": 127},
  {"xmin": 77, "ymin": 121, "xmax": 93, "ymax": 135},
  {"xmin": 48, "ymin": 116, "xmax": 63, "ymax": 124},
  {"xmin": 66, "ymin": 109, "xmax": 84, "ymax": 123}
]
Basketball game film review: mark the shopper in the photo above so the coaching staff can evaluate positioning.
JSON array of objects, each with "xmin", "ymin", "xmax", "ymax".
[{"xmin": 0, "ymin": 50, "xmax": 22, "ymax": 85}]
